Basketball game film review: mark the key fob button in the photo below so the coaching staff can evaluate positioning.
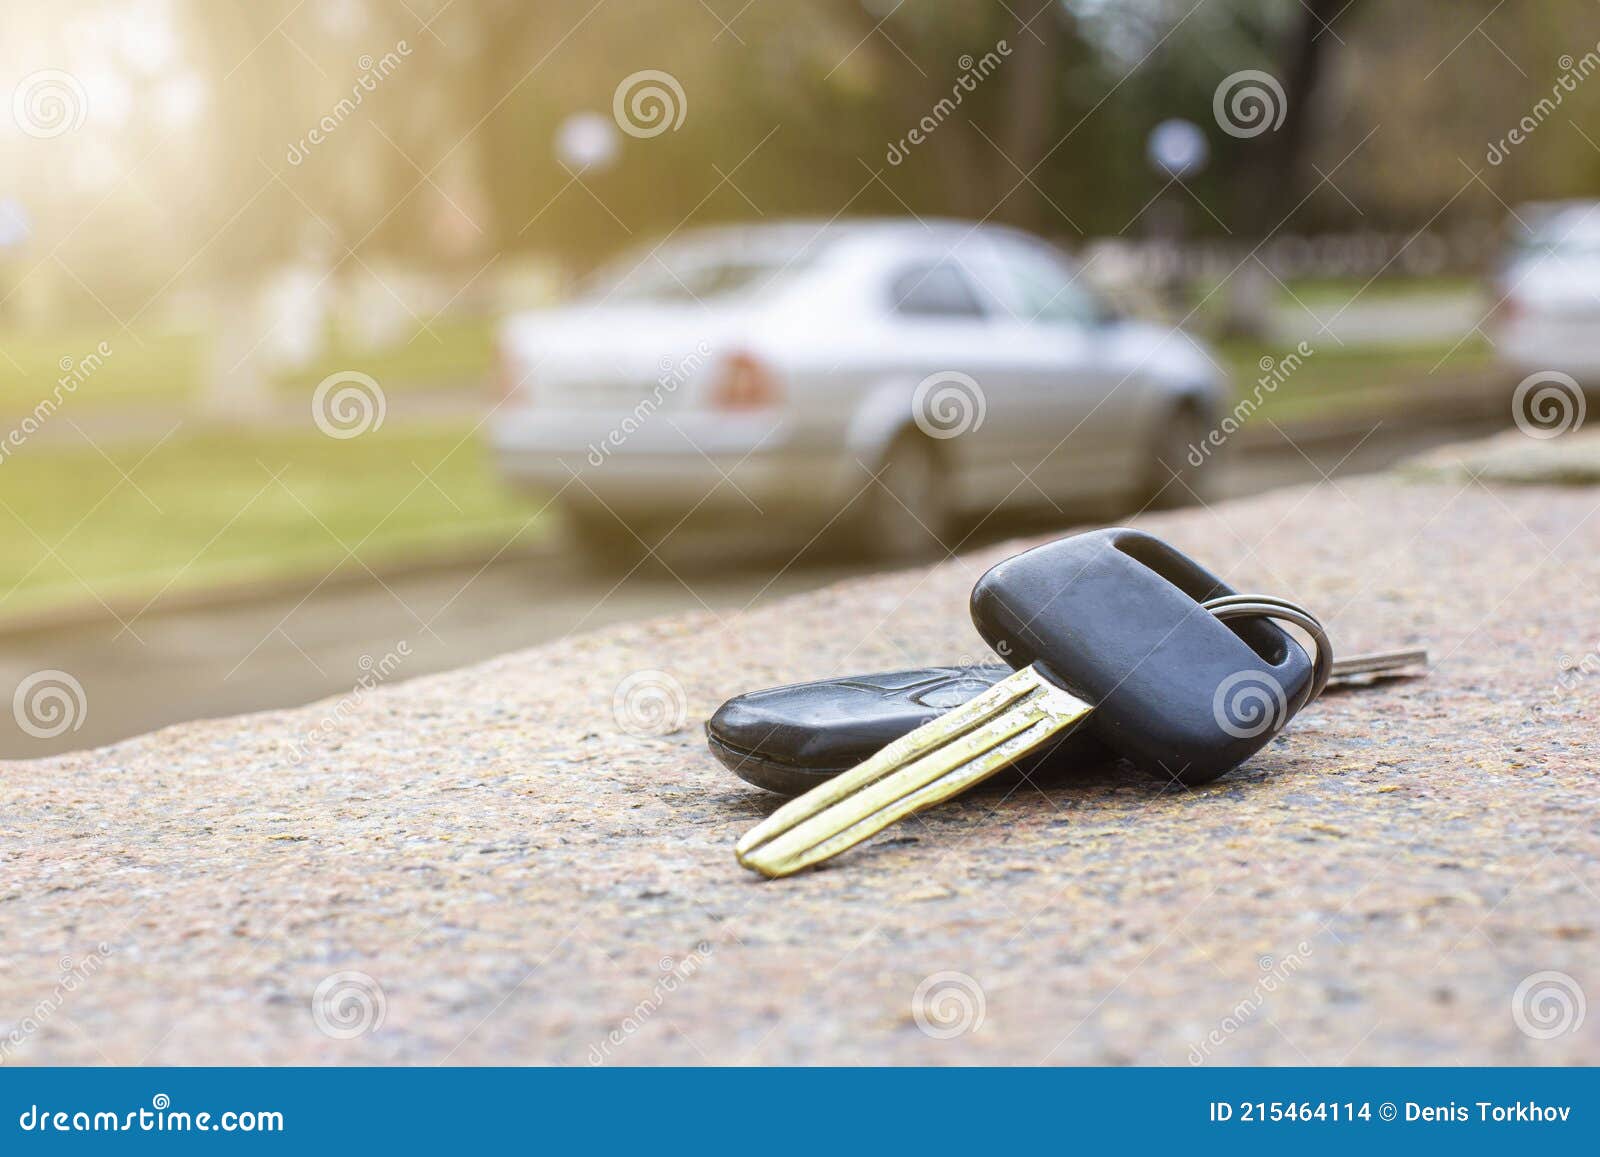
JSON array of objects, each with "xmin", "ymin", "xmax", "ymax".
[{"xmin": 912, "ymin": 676, "xmax": 997, "ymax": 709}]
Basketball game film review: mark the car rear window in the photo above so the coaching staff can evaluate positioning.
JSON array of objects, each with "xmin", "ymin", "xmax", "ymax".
[
  {"xmin": 593, "ymin": 260, "xmax": 789, "ymax": 303},
  {"xmin": 1517, "ymin": 210, "xmax": 1600, "ymax": 256},
  {"xmin": 890, "ymin": 262, "xmax": 986, "ymax": 318},
  {"xmin": 578, "ymin": 235, "xmax": 830, "ymax": 303}
]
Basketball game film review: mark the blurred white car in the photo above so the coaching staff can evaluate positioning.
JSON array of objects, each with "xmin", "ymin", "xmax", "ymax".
[
  {"xmin": 1496, "ymin": 201, "xmax": 1600, "ymax": 378},
  {"xmin": 488, "ymin": 219, "xmax": 1225, "ymax": 563}
]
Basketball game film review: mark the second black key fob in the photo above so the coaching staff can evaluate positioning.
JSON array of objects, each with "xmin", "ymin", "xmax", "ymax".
[{"xmin": 706, "ymin": 665, "xmax": 1109, "ymax": 795}]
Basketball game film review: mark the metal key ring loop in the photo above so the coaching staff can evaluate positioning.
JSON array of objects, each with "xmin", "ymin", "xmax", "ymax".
[{"xmin": 1202, "ymin": 593, "xmax": 1333, "ymax": 709}]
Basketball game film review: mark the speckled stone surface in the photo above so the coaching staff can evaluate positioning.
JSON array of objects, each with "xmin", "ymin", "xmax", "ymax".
[
  {"xmin": 2, "ymin": 474, "xmax": 1597, "ymax": 1066},
  {"xmin": 1402, "ymin": 427, "xmax": 1600, "ymax": 486}
]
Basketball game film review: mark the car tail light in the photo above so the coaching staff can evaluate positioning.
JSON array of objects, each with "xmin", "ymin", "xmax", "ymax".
[{"xmin": 709, "ymin": 352, "xmax": 782, "ymax": 410}]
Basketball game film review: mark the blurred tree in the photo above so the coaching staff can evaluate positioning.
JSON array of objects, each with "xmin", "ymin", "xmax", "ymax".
[{"xmin": 13, "ymin": 0, "xmax": 1600, "ymax": 321}]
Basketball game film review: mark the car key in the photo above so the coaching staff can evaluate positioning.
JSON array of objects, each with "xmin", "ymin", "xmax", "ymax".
[
  {"xmin": 736, "ymin": 528, "xmax": 1340, "ymax": 877},
  {"xmin": 708, "ymin": 645, "xmax": 1424, "ymax": 796}
]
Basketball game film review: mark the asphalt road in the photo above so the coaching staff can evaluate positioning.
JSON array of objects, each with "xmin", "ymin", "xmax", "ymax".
[{"xmin": 0, "ymin": 419, "xmax": 1494, "ymax": 759}]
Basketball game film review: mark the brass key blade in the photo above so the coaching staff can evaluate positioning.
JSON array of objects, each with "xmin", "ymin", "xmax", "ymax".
[
  {"xmin": 1329, "ymin": 647, "xmax": 1428, "ymax": 679},
  {"xmin": 736, "ymin": 665, "xmax": 1094, "ymax": 878}
]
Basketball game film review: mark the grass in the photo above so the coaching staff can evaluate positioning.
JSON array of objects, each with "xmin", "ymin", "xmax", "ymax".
[
  {"xmin": 0, "ymin": 317, "xmax": 494, "ymax": 413},
  {"xmin": 307, "ymin": 316, "xmax": 493, "ymax": 390},
  {"xmin": 1276, "ymin": 274, "xmax": 1485, "ymax": 309},
  {"xmin": 0, "ymin": 323, "xmax": 201, "ymax": 410},
  {"xmin": 0, "ymin": 422, "xmax": 545, "ymax": 620},
  {"xmin": 1218, "ymin": 333, "xmax": 1497, "ymax": 423}
]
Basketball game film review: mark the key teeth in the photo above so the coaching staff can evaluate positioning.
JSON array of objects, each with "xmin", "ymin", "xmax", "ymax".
[
  {"xmin": 730, "ymin": 670, "xmax": 1043, "ymax": 867},
  {"xmin": 735, "ymin": 835, "xmax": 804, "ymax": 878},
  {"xmin": 732, "ymin": 667, "xmax": 1094, "ymax": 878},
  {"xmin": 736, "ymin": 851, "xmax": 787, "ymax": 876}
]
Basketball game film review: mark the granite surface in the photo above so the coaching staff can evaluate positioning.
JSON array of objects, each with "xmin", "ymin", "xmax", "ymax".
[
  {"xmin": 1402, "ymin": 427, "xmax": 1600, "ymax": 487},
  {"xmin": 2, "ymin": 473, "xmax": 1597, "ymax": 1066}
]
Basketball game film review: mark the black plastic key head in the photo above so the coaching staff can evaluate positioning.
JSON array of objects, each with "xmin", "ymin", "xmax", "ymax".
[{"xmin": 970, "ymin": 528, "xmax": 1315, "ymax": 784}]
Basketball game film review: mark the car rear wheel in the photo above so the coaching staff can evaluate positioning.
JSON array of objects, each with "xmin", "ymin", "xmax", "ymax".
[
  {"xmin": 1141, "ymin": 402, "xmax": 1216, "ymax": 510},
  {"xmin": 858, "ymin": 435, "xmax": 951, "ymax": 563}
]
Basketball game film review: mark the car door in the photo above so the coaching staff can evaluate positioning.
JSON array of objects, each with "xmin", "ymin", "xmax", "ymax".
[
  {"xmin": 981, "ymin": 241, "xmax": 1145, "ymax": 502},
  {"xmin": 887, "ymin": 240, "xmax": 1077, "ymax": 511},
  {"xmin": 881, "ymin": 254, "xmax": 1011, "ymax": 507}
]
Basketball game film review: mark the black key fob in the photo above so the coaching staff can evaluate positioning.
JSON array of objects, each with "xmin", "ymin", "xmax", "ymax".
[
  {"xmin": 707, "ymin": 665, "xmax": 1109, "ymax": 795},
  {"xmin": 971, "ymin": 528, "xmax": 1316, "ymax": 784},
  {"xmin": 710, "ymin": 530, "xmax": 1314, "ymax": 793}
]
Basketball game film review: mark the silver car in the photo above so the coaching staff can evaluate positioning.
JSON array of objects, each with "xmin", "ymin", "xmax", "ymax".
[
  {"xmin": 489, "ymin": 219, "xmax": 1225, "ymax": 563},
  {"xmin": 1496, "ymin": 200, "xmax": 1600, "ymax": 379}
]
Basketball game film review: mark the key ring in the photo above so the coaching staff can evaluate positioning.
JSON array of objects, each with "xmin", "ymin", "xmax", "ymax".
[{"xmin": 1202, "ymin": 593, "xmax": 1333, "ymax": 710}]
